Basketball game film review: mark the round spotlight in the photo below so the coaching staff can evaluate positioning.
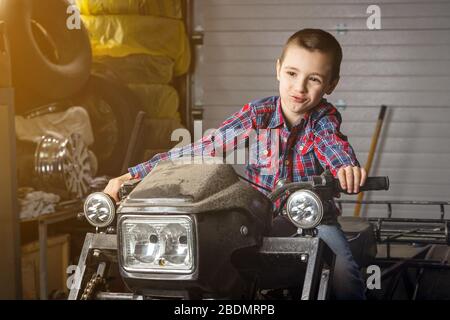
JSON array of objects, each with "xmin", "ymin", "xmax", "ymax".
[
  {"xmin": 83, "ymin": 192, "xmax": 116, "ymax": 228},
  {"xmin": 286, "ymin": 190, "xmax": 323, "ymax": 229}
]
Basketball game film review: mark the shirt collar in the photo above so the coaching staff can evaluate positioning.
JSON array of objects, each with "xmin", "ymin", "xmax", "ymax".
[
  {"xmin": 267, "ymin": 96, "xmax": 285, "ymax": 129},
  {"xmin": 268, "ymin": 96, "xmax": 317, "ymax": 129}
]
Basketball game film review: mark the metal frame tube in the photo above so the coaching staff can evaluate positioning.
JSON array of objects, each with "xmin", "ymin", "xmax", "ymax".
[
  {"xmin": 0, "ymin": 25, "xmax": 21, "ymax": 298},
  {"xmin": 0, "ymin": 87, "xmax": 21, "ymax": 299}
]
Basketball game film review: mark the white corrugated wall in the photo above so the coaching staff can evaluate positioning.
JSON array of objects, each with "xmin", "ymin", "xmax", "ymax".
[{"xmin": 193, "ymin": 0, "xmax": 450, "ymax": 218}]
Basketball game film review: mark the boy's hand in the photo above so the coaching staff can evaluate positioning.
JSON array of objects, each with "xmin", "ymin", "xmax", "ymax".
[
  {"xmin": 337, "ymin": 166, "xmax": 367, "ymax": 194},
  {"xmin": 103, "ymin": 172, "xmax": 133, "ymax": 203}
]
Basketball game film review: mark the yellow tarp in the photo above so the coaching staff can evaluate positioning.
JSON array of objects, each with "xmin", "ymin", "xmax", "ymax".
[
  {"xmin": 127, "ymin": 84, "xmax": 180, "ymax": 120},
  {"xmin": 94, "ymin": 54, "xmax": 174, "ymax": 84},
  {"xmin": 81, "ymin": 15, "xmax": 190, "ymax": 76},
  {"xmin": 76, "ymin": 0, "xmax": 183, "ymax": 19}
]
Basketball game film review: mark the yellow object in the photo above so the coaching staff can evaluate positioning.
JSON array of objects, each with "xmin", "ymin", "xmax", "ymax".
[
  {"xmin": 81, "ymin": 15, "xmax": 190, "ymax": 76},
  {"xmin": 76, "ymin": 0, "xmax": 183, "ymax": 19},
  {"xmin": 94, "ymin": 54, "xmax": 174, "ymax": 84},
  {"xmin": 127, "ymin": 84, "xmax": 180, "ymax": 120},
  {"xmin": 21, "ymin": 234, "xmax": 70, "ymax": 300}
]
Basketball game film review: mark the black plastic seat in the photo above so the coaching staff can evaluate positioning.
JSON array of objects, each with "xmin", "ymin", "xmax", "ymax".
[{"xmin": 338, "ymin": 216, "xmax": 377, "ymax": 268}]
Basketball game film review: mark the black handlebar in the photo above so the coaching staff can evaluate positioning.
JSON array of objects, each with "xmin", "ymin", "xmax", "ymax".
[
  {"xmin": 363, "ymin": 176, "xmax": 390, "ymax": 191},
  {"xmin": 268, "ymin": 175, "xmax": 389, "ymax": 202},
  {"xmin": 334, "ymin": 176, "xmax": 389, "ymax": 194}
]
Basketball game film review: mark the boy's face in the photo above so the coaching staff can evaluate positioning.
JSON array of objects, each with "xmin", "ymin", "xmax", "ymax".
[{"xmin": 276, "ymin": 45, "xmax": 339, "ymax": 125}]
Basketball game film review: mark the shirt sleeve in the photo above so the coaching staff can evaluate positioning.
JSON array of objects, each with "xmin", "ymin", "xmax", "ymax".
[
  {"xmin": 312, "ymin": 109, "xmax": 360, "ymax": 177},
  {"xmin": 128, "ymin": 103, "xmax": 255, "ymax": 179}
]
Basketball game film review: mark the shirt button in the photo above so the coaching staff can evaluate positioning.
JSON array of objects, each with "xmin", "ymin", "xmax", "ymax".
[
  {"xmin": 285, "ymin": 160, "xmax": 290, "ymax": 165},
  {"xmin": 299, "ymin": 145, "xmax": 304, "ymax": 151},
  {"xmin": 263, "ymin": 150, "xmax": 269, "ymax": 155}
]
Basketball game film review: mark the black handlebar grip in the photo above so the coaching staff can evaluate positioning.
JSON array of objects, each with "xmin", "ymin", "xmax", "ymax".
[
  {"xmin": 361, "ymin": 176, "xmax": 389, "ymax": 191},
  {"xmin": 335, "ymin": 176, "xmax": 389, "ymax": 193}
]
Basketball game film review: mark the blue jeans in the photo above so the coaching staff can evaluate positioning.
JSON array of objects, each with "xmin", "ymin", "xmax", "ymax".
[{"xmin": 270, "ymin": 216, "xmax": 366, "ymax": 300}]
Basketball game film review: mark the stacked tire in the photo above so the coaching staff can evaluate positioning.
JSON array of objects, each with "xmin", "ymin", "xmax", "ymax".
[
  {"xmin": 77, "ymin": 0, "xmax": 190, "ymax": 172},
  {"xmin": 2, "ymin": 0, "xmax": 92, "ymax": 113}
]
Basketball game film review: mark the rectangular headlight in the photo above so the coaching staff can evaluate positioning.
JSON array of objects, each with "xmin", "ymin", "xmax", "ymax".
[{"xmin": 119, "ymin": 215, "xmax": 195, "ymax": 274}]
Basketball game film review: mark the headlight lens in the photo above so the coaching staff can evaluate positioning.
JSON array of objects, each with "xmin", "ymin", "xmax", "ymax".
[
  {"xmin": 131, "ymin": 224, "xmax": 160, "ymax": 263},
  {"xmin": 120, "ymin": 216, "xmax": 195, "ymax": 273},
  {"xmin": 83, "ymin": 192, "xmax": 116, "ymax": 228},
  {"xmin": 286, "ymin": 190, "xmax": 323, "ymax": 229},
  {"xmin": 160, "ymin": 223, "xmax": 189, "ymax": 264}
]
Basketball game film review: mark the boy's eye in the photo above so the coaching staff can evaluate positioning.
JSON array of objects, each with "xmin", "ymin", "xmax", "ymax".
[
  {"xmin": 309, "ymin": 77, "xmax": 321, "ymax": 83},
  {"xmin": 287, "ymin": 71, "xmax": 296, "ymax": 77}
]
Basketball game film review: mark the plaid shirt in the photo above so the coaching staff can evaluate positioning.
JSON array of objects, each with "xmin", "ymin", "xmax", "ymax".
[{"xmin": 129, "ymin": 96, "xmax": 359, "ymax": 197}]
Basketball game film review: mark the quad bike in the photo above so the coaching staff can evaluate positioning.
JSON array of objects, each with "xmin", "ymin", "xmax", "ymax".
[{"xmin": 68, "ymin": 160, "xmax": 389, "ymax": 300}]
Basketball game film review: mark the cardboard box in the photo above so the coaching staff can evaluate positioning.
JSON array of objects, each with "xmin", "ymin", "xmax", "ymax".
[{"xmin": 21, "ymin": 234, "xmax": 70, "ymax": 299}]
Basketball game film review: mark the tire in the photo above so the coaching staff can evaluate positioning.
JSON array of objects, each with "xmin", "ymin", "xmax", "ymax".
[
  {"xmin": 73, "ymin": 73, "xmax": 142, "ymax": 176},
  {"xmin": 2, "ymin": 0, "xmax": 92, "ymax": 111}
]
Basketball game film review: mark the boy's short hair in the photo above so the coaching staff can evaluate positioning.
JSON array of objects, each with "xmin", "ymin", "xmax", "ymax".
[{"xmin": 280, "ymin": 29, "xmax": 343, "ymax": 81}]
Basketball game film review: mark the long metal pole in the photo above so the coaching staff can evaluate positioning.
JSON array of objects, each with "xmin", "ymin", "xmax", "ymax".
[{"xmin": 354, "ymin": 105, "xmax": 387, "ymax": 217}]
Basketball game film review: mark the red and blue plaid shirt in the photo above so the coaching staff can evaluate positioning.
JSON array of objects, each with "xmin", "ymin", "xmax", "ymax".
[{"xmin": 129, "ymin": 96, "xmax": 360, "ymax": 196}]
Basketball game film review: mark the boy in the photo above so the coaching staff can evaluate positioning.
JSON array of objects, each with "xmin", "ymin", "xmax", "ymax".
[{"xmin": 104, "ymin": 29, "xmax": 367, "ymax": 299}]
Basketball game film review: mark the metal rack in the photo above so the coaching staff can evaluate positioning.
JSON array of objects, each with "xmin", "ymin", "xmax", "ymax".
[
  {"xmin": 336, "ymin": 199, "xmax": 450, "ymax": 299},
  {"xmin": 336, "ymin": 200, "xmax": 450, "ymax": 246}
]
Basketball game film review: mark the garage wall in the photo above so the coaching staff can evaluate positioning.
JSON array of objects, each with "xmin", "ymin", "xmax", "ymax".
[{"xmin": 193, "ymin": 0, "xmax": 450, "ymax": 218}]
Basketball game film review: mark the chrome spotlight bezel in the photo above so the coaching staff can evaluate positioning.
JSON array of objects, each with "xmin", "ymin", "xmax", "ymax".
[
  {"xmin": 286, "ymin": 189, "xmax": 324, "ymax": 229},
  {"xmin": 83, "ymin": 192, "xmax": 116, "ymax": 228}
]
